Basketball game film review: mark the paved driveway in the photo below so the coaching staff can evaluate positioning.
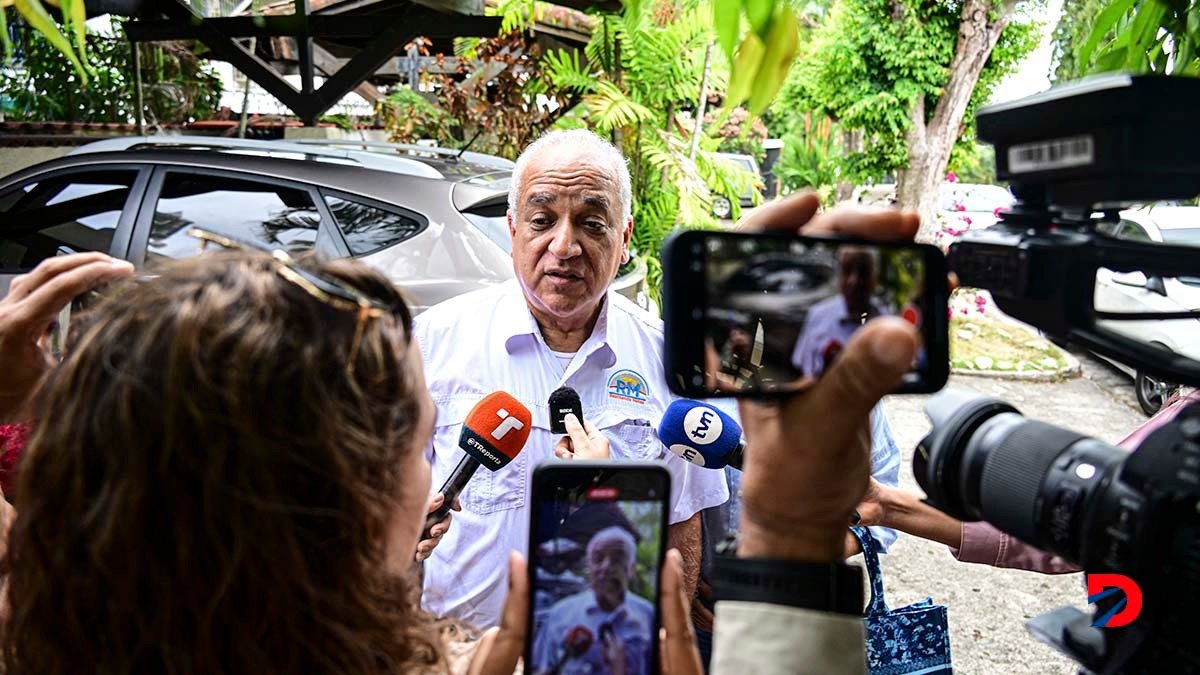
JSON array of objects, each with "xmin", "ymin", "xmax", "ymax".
[{"xmin": 877, "ymin": 368, "xmax": 1144, "ymax": 674}]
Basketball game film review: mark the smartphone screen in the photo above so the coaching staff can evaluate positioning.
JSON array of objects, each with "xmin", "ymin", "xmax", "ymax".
[
  {"xmin": 663, "ymin": 230, "xmax": 949, "ymax": 397},
  {"xmin": 527, "ymin": 463, "xmax": 669, "ymax": 675}
]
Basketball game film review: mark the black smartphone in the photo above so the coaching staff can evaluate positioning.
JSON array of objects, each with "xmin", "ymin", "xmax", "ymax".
[
  {"xmin": 662, "ymin": 229, "xmax": 949, "ymax": 397},
  {"xmin": 526, "ymin": 462, "xmax": 670, "ymax": 675}
]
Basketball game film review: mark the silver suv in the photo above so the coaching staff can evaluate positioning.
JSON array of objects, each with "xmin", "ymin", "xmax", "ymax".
[{"xmin": 0, "ymin": 137, "xmax": 652, "ymax": 313}]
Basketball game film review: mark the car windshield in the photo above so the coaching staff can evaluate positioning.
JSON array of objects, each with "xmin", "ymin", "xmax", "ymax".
[
  {"xmin": 1161, "ymin": 228, "xmax": 1200, "ymax": 245},
  {"xmin": 1159, "ymin": 228, "xmax": 1200, "ymax": 286}
]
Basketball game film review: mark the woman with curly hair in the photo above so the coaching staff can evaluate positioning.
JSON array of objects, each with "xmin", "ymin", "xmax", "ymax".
[{"xmin": 0, "ymin": 248, "xmax": 526, "ymax": 675}]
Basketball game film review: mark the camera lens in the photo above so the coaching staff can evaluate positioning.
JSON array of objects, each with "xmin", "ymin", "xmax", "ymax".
[{"xmin": 916, "ymin": 389, "xmax": 1130, "ymax": 563}]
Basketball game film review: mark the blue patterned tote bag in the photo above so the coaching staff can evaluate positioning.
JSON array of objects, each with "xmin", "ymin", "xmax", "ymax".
[{"xmin": 850, "ymin": 526, "xmax": 953, "ymax": 674}]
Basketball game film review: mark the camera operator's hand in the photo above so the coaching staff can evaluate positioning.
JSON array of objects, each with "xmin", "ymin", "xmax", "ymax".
[
  {"xmin": 660, "ymin": 548, "xmax": 704, "ymax": 674},
  {"xmin": 0, "ymin": 253, "xmax": 134, "ymax": 423},
  {"xmin": 735, "ymin": 193, "xmax": 920, "ymax": 562}
]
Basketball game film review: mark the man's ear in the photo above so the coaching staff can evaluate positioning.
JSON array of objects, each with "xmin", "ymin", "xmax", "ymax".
[
  {"xmin": 622, "ymin": 216, "xmax": 634, "ymax": 263},
  {"xmin": 508, "ymin": 210, "xmax": 517, "ymax": 239}
]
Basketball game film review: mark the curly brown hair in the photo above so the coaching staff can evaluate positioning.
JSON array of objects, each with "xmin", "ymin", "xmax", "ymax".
[{"xmin": 2, "ymin": 252, "xmax": 447, "ymax": 675}]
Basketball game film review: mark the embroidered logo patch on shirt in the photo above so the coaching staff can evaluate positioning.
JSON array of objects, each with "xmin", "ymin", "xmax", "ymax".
[{"xmin": 607, "ymin": 369, "xmax": 649, "ymax": 404}]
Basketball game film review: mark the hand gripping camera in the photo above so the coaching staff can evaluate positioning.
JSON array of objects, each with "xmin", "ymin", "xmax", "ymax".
[{"xmin": 918, "ymin": 74, "xmax": 1200, "ymax": 675}]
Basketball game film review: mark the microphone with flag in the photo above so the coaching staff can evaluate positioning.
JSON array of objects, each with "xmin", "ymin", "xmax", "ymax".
[
  {"xmin": 423, "ymin": 391, "xmax": 532, "ymax": 536},
  {"xmin": 658, "ymin": 399, "xmax": 746, "ymax": 470}
]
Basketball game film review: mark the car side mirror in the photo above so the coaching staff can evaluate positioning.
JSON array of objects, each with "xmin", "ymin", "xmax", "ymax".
[{"xmin": 1146, "ymin": 275, "xmax": 1167, "ymax": 296}]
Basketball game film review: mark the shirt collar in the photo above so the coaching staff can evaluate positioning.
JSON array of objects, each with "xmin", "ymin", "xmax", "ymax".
[
  {"xmin": 583, "ymin": 592, "xmax": 628, "ymax": 618},
  {"xmin": 500, "ymin": 281, "xmax": 618, "ymax": 370},
  {"xmin": 833, "ymin": 294, "xmax": 880, "ymax": 326}
]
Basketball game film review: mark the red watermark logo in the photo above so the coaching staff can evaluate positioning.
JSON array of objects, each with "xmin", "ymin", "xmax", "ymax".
[{"xmin": 1087, "ymin": 574, "xmax": 1143, "ymax": 628}]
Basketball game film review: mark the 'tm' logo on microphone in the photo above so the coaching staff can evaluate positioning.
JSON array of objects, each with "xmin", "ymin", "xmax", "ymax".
[
  {"xmin": 1087, "ymin": 573, "xmax": 1142, "ymax": 628},
  {"xmin": 668, "ymin": 444, "xmax": 705, "ymax": 467},
  {"xmin": 683, "ymin": 406, "xmax": 722, "ymax": 446}
]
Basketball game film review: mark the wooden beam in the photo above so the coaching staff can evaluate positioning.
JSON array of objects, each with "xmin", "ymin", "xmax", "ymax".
[
  {"xmin": 312, "ymin": 43, "xmax": 382, "ymax": 104},
  {"xmin": 301, "ymin": 19, "xmax": 415, "ymax": 120},
  {"xmin": 152, "ymin": 0, "xmax": 306, "ymax": 114}
]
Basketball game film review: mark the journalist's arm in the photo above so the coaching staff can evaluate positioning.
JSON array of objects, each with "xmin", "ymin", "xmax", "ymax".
[{"xmin": 707, "ymin": 194, "xmax": 922, "ymax": 675}]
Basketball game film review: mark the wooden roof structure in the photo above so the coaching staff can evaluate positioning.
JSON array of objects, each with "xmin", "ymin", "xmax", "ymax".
[{"xmin": 121, "ymin": 0, "xmax": 602, "ymax": 125}]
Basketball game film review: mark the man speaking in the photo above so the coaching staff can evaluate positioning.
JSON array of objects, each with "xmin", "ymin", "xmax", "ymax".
[
  {"xmin": 414, "ymin": 129, "xmax": 728, "ymax": 627},
  {"xmin": 532, "ymin": 526, "xmax": 654, "ymax": 675}
]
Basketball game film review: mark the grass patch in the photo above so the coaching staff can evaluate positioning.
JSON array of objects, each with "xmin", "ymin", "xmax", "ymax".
[{"xmin": 949, "ymin": 316, "xmax": 1070, "ymax": 373}]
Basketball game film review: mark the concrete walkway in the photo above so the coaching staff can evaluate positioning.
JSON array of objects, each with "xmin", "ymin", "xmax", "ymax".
[{"xmin": 875, "ymin": 360, "xmax": 1145, "ymax": 674}]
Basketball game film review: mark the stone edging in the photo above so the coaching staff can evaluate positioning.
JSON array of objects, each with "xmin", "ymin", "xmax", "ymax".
[{"xmin": 950, "ymin": 349, "xmax": 1082, "ymax": 382}]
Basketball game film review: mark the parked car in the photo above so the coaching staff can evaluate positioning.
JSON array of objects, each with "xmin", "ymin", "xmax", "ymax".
[
  {"xmin": 712, "ymin": 152, "xmax": 762, "ymax": 220},
  {"xmin": 853, "ymin": 182, "xmax": 1015, "ymax": 230},
  {"xmin": 1092, "ymin": 206, "xmax": 1200, "ymax": 414},
  {"xmin": 0, "ymin": 136, "xmax": 654, "ymax": 314}
]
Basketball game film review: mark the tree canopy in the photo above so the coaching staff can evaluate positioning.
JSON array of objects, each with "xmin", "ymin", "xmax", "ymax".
[{"xmin": 775, "ymin": 0, "xmax": 1039, "ymax": 184}]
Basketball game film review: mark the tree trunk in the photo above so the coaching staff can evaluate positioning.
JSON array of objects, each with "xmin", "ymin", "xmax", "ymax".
[
  {"xmin": 898, "ymin": 0, "xmax": 1019, "ymax": 242},
  {"xmin": 836, "ymin": 129, "xmax": 859, "ymax": 202},
  {"xmin": 898, "ymin": 97, "xmax": 942, "ymax": 241}
]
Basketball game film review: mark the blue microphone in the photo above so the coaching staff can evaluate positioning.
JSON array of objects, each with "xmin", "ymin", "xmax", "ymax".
[{"xmin": 658, "ymin": 400, "xmax": 745, "ymax": 470}]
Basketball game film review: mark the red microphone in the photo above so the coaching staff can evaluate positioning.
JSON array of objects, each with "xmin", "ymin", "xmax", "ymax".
[
  {"xmin": 551, "ymin": 625, "xmax": 594, "ymax": 673},
  {"xmin": 423, "ymin": 392, "xmax": 532, "ymax": 536}
]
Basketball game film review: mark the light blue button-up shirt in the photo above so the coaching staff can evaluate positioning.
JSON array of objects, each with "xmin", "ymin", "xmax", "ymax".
[
  {"xmin": 416, "ymin": 281, "xmax": 730, "ymax": 628},
  {"xmin": 532, "ymin": 589, "xmax": 656, "ymax": 675}
]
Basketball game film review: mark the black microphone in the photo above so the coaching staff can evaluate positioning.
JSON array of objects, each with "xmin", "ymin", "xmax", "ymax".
[
  {"xmin": 548, "ymin": 386, "xmax": 584, "ymax": 435},
  {"xmin": 422, "ymin": 391, "xmax": 532, "ymax": 538}
]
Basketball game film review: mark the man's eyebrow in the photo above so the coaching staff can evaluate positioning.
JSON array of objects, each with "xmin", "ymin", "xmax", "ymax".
[
  {"xmin": 582, "ymin": 194, "xmax": 611, "ymax": 209},
  {"xmin": 526, "ymin": 192, "xmax": 556, "ymax": 205}
]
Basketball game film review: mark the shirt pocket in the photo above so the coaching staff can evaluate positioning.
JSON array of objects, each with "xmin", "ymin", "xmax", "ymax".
[
  {"xmin": 594, "ymin": 409, "xmax": 664, "ymax": 461},
  {"xmin": 436, "ymin": 397, "xmax": 528, "ymax": 517}
]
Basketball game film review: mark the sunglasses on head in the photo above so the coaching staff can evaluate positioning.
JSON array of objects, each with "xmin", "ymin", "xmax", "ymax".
[{"xmin": 187, "ymin": 228, "xmax": 412, "ymax": 366}]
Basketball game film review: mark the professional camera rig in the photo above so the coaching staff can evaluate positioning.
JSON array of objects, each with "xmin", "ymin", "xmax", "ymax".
[{"xmin": 920, "ymin": 74, "xmax": 1200, "ymax": 675}]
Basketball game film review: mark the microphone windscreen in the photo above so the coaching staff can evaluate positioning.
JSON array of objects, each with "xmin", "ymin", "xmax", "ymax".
[
  {"xmin": 548, "ymin": 386, "xmax": 583, "ymax": 434},
  {"xmin": 658, "ymin": 400, "xmax": 743, "ymax": 468},
  {"xmin": 459, "ymin": 391, "xmax": 532, "ymax": 470},
  {"xmin": 565, "ymin": 625, "xmax": 594, "ymax": 654}
]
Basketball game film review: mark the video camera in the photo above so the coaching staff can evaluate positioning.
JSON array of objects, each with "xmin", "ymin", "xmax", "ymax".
[{"xmin": 920, "ymin": 74, "xmax": 1200, "ymax": 674}]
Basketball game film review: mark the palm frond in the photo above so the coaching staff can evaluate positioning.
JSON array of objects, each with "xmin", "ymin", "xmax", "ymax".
[
  {"xmin": 542, "ymin": 48, "xmax": 597, "ymax": 93},
  {"xmin": 584, "ymin": 81, "xmax": 654, "ymax": 131}
]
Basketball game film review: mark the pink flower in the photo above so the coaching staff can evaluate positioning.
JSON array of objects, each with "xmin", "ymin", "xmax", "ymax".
[
  {"xmin": 946, "ymin": 171, "xmax": 958, "ymax": 183},
  {"xmin": 959, "ymin": 307, "xmax": 969, "ymax": 315},
  {"xmin": 947, "ymin": 307, "xmax": 954, "ymax": 320},
  {"xmin": 975, "ymin": 295, "xmax": 987, "ymax": 306},
  {"xmin": 963, "ymin": 216, "xmax": 972, "ymax": 226},
  {"xmin": 993, "ymin": 206, "xmax": 1007, "ymax": 218},
  {"xmin": 954, "ymin": 203, "xmax": 966, "ymax": 212}
]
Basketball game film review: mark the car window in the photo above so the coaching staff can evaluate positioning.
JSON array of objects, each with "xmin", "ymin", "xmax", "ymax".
[
  {"xmin": 1118, "ymin": 220, "xmax": 1152, "ymax": 241},
  {"xmin": 0, "ymin": 170, "xmax": 137, "ymax": 272},
  {"xmin": 147, "ymin": 173, "xmax": 320, "ymax": 266},
  {"xmin": 322, "ymin": 192, "xmax": 428, "ymax": 256},
  {"xmin": 463, "ymin": 212, "xmax": 512, "ymax": 253}
]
